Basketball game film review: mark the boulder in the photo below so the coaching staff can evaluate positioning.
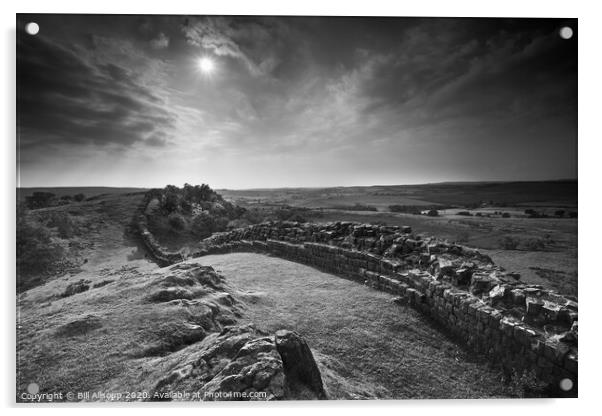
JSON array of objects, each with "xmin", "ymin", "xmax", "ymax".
[
  {"xmin": 470, "ymin": 274, "xmax": 496, "ymax": 295},
  {"xmin": 275, "ymin": 330, "xmax": 327, "ymax": 400},
  {"xmin": 436, "ymin": 258, "xmax": 455, "ymax": 279},
  {"xmin": 453, "ymin": 268, "xmax": 473, "ymax": 286},
  {"xmin": 526, "ymin": 297, "xmax": 544, "ymax": 316},
  {"xmin": 489, "ymin": 285, "xmax": 506, "ymax": 304}
]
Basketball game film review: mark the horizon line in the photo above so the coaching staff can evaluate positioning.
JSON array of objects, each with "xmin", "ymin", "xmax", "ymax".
[{"xmin": 16, "ymin": 178, "xmax": 578, "ymax": 191}]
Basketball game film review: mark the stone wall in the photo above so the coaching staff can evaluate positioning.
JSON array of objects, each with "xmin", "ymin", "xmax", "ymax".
[
  {"xmin": 133, "ymin": 190, "xmax": 186, "ymax": 267},
  {"xmin": 135, "ymin": 205, "xmax": 578, "ymax": 394}
]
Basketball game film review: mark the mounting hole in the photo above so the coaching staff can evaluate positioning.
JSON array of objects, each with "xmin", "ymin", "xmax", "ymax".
[
  {"xmin": 27, "ymin": 382, "xmax": 40, "ymax": 394},
  {"xmin": 559, "ymin": 378, "xmax": 573, "ymax": 391},
  {"xmin": 559, "ymin": 26, "xmax": 573, "ymax": 40},
  {"xmin": 25, "ymin": 22, "xmax": 39, "ymax": 35}
]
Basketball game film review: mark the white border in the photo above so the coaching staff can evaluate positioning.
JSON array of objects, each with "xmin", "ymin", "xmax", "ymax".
[{"xmin": 2, "ymin": 1, "xmax": 601, "ymax": 415}]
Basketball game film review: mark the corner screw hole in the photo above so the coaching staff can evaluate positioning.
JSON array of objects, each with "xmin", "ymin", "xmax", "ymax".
[
  {"xmin": 25, "ymin": 22, "xmax": 39, "ymax": 36},
  {"xmin": 559, "ymin": 26, "xmax": 573, "ymax": 40}
]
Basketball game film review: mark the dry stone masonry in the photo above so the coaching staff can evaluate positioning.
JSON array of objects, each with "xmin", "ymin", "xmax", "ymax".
[{"xmin": 135, "ymin": 196, "xmax": 578, "ymax": 395}]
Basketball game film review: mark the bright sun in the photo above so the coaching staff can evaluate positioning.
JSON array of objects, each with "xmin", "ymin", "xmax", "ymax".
[{"xmin": 197, "ymin": 57, "xmax": 215, "ymax": 74}]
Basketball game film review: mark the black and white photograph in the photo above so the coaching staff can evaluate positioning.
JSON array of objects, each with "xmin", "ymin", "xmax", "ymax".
[{"xmin": 16, "ymin": 12, "xmax": 578, "ymax": 402}]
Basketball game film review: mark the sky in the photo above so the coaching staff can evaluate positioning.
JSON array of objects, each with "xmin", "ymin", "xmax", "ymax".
[{"xmin": 17, "ymin": 15, "xmax": 577, "ymax": 189}]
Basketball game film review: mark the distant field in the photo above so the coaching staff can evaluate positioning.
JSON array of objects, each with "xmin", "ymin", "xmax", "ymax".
[
  {"xmin": 17, "ymin": 187, "xmax": 147, "ymax": 200},
  {"xmin": 219, "ymin": 180, "xmax": 577, "ymax": 211}
]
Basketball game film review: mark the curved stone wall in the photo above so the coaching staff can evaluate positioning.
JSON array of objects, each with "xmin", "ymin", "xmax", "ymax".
[{"xmin": 135, "ymin": 198, "xmax": 578, "ymax": 395}]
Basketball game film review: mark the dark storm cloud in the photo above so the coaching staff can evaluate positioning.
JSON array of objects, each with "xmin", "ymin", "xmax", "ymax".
[
  {"xmin": 17, "ymin": 32, "xmax": 175, "ymax": 151},
  {"xmin": 349, "ymin": 18, "xmax": 577, "ymax": 131}
]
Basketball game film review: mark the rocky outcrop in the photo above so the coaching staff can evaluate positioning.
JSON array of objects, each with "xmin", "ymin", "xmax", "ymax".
[
  {"xmin": 275, "ymin": 330, "xmax": 327, "ymax": 400},
  {"xmin": 150, "ymin": 325, "xmax": 287, "ymax": 401},
  {"xmin": 134, "ymin": 261, "xmax": 326, "ymax": 401},
  {"xmin": 148, "ymin": 325, "xmax": 326, "ymax": 401}
]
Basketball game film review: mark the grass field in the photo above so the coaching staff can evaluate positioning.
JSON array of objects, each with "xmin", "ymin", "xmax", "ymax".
[
  {"xmin": 192, "ymin": 253, "xmax": 515, "ymax": 399},
  {"xmin": 17, "ymin": 187, "xmax": 147, "ymax": 200},
  {"xmin": 219, "ymin": 180, "xmax": 577, "ymax": 211}
]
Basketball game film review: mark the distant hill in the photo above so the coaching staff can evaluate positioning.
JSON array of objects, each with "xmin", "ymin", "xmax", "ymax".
[{"xmin": 17, "ymin": 187, "xmax": 148, "ymax": 200}]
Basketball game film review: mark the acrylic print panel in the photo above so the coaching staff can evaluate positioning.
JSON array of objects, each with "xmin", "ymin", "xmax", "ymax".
[{"xmin": 16, "ymin": 14, "xmax": 578, "ymax": 402}]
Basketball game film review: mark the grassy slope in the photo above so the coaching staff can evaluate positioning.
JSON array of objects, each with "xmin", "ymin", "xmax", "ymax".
[
  {"xmin": 18, "ymin": 192, "xmax": 148, "ymax": 291},
  {"xmin": 193, "ymin": 253, "xmax": 514, "ymax": 399}
]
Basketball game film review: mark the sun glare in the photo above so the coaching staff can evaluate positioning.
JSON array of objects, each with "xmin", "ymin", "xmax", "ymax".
[{"xmin": 197, "ymin": 57, "xmax": 215, "ymax": 74}]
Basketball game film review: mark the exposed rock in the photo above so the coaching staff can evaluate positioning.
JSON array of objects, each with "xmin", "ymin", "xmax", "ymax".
[
  {"xmin": 147, "ymin": 325, "xmax": 325, "ymax": 401},
  {"xmin": 62, "ymin": 279, "xmax": 90, "ymax": 297},
  {"xmin": 489, "ymin": 285, "xmax": 506, "ymax": 305},
  {"xmin": 526, "ymin": 297, "xmax": 544, "ymax": 316},
  {"xmin": 470, "ymin": 273, "xmax": 496, "ymax": 295},
  {"xmin": 275, "ymin": 329, "xmax": 327, "ymax": 400},
  {"xmin": 435, "ymin": 258, "xmax": 455, "ymax": 279},
  {"xmin": 147, "ymin": 287, "xmax": 195, "ymax": 303},
  {"xmin": 55, "ymin": 314, "xmax": 102, "ymax": 337},
  {"xmin": 149, "ymin": 325, "xmax": 286, "ymax": 401}
]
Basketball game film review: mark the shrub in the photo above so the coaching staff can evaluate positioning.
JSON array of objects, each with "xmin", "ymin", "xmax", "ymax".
[
  {"xmin": 191, "ymin": 212, "xmax": 216, "ymax": 238},
  {"xmin": 241, "ymin": 209, "xmax": 266, "ymax": 224},
  {"xmin": 17, "ymin": 207, "xmax": 65, "ymax": 281},
  {"xmin": 227, "ymin": 218, "xmax": 252, "ymax": 229},
  {"xmin": 180, "ymin": 200, "xmax": 193, "ymax": 214},
  {"xmin": 25, "ymin": 192, "xmax": 56, "ymax": 209},
  {"xmin": 333, "ymin": 203, "xmax": 378, "ymax": 212},
  {"xmin": 214, "ymin": 216, "xmax": 229, "ymax": 231},
  {"xmin": 426, "ymin": 209, "xmax": 439, "ymax": 217},
  {"xmin": 273, "ymin": 206, "xmax": 311, "ymax": 222},
  {"xmin": 506, "ymin": 369, "xmax": 547, "ymax": 398},
  {"xmin": 162, "ymin": 186, "xmax": 181, "ymax": 214},
  {"xmin": 502, "ymin": 212, "xmax": 511, "ymax": 218},
  {"xmin": 499, "ymin": 236, "xmax": 520, "ymax": 250},
  {"xmin": 73, "ymin": 193, "xmax": 85, "ymax": 202},
  {"xmin": 389, "ymin": 205, "xmax": 420, "ymax": 214},
  {"xmin": 47, "ymin": 212, "xmax": 77, "ymax": 239},
  {"xmin": 457, "ymin": 211, "xmax": 472, "ymax": 216},
  {"xmin": 183, "ymin": 183, "xmax": 215, "ymax": 203},
  {"xmin": 167, "ymin": 213, "xmax": 187, "ymax": 231},
  {"xmin": 523, "ymin": 238, "xmax": 546, "ymax": 251},
  {"xmin": 524, "ymin": 208, "xmax": 542, "ymax": 218}
]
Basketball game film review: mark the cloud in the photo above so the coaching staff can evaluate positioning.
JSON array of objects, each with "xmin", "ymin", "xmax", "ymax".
[
  {"xmin": 16, "ymin": 15, "xmax": 577, "ymax": 187},
  {"xmin": 17, "ymin": 34, "xmax": 176, "ymax": 156},
  {"xmin": 149, "ymin": 32, "xmax": 169, "ymax": 49},
  {"xmin": 182, "ymin": 17, "xmax": 285, "ymax": 77}
]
